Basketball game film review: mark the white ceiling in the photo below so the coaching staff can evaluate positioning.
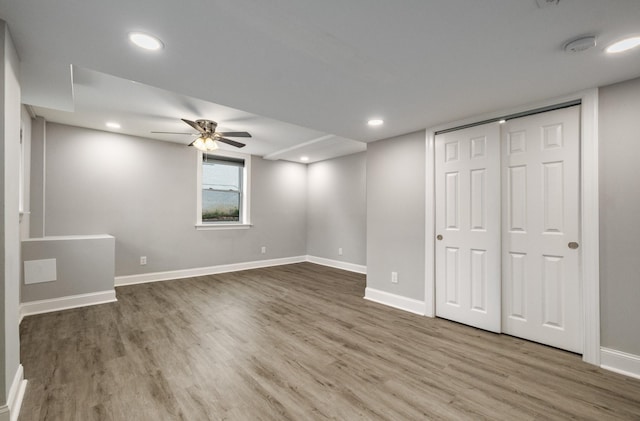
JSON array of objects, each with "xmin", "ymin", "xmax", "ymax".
[{"xmin": 2, "ymin": 0, "xmax": 640, "ymax": 162}]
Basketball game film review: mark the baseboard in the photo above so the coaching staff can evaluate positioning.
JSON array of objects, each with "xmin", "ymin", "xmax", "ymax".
[
  {"xmin": 20, "ymin": 290, "xmax": 117, "ymax": 322},
  {"xmin": 5, "ymin": 365, "xmax": 26, "ymax": 421},
  {"xmin": 0, "ymin": 365, "xmax": 28, "ymax": 421},
  {"xmin": 115, "ymin": 256, "xmax": 308, "ymax": 286},
  {"xmin": 0, "ymin": 365, "xmax": 27, "ymax": 421},
  {"xmin": 600, "ymin": 347, "xmax": 640, "ymax": 380},
  {"xmin": 306, "ymin": 255, "xmax": 366, "ymax": 274},
  {"xmin": 364, "ymin": 287, "xmax": 426, "ymax": 316}
]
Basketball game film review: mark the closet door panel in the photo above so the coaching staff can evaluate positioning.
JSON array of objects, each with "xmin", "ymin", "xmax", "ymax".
[
  {"xmin": 435, "ymin": 123, "xmax": 501, "ymax": 332},
  {"xmin": 501, "ymin": 106, "xmax": 581, "ymax": 353}
]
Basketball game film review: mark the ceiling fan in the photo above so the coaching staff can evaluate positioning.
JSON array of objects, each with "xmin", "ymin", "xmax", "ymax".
[{"xmin": 152, "ymin": 119, "xmax": 251, "ymax": 151}]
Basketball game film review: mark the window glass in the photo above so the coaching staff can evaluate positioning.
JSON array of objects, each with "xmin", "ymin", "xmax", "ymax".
[{"xmin": 201, "ymin": 156, "xmax": 244, "ymax": 223}]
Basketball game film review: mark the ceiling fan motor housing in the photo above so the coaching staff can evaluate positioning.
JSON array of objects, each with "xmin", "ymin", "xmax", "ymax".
[{"xmin": 195, "ymin": 119, "xmax": 218, "ymax": 132}]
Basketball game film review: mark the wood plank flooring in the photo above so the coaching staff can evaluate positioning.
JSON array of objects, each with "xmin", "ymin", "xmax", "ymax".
[{"xmin": 19, "ymin": 263, "xmax": 640, "ymax": 420}]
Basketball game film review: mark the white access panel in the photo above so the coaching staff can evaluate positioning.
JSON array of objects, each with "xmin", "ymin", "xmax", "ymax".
[
  {"xmin": 435, "ymin": 122, "xmax": 502, "ymax": 332},
  {"xmin": 501, "ymin": 106, "xmax": 582, "ymax": 353},
  {"xmin": 24, "ymin": 258, "xmax": 57, "ymax": 284}
]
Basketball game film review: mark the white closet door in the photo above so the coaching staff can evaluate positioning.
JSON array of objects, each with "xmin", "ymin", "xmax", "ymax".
[
  {"xmin": 435, "ymin": 123, "xmax": 501, "ymax": 332},
  {"xmin": 501, "ymin": 106, "xmax": 581, "ymax": 353}
]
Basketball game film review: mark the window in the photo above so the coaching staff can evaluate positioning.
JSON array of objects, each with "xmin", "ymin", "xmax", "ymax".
[
  {"xmin": 197, "ymin": 151, "xmax": 251, "ymax": 229},
  {"xmin": 202, "ymin": 156, "xmax": 242, "ymax": 222}
]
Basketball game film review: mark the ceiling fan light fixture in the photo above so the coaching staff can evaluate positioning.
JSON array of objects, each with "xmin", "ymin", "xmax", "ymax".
[
  {"xmin": 204, "ymin": 137, "xmax": 218, "ymax": 150},
  {"xmin": 158, "ymin": 118, "xmax": 248, "ymax": 150},
  {"xmin": 191, "ymin": 136, "xmax": 219, "ymax": 152},
  {"xmin": 191, "ymin": 137, "xmax": 206, "ymax": 151}
]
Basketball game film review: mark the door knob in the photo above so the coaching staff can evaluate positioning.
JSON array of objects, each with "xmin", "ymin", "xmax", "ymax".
[
  {"xmin": 437, "ymin": 234, "xmax": 443, "ymax": 241},
  {"xmin": 568, "ymin": 242, "xmax": 579, "ymax": 249}
]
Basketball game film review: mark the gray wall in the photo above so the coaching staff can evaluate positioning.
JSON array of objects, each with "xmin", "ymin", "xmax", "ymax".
[
  {"xmin": 307, "ymin": 152, "xmax": 366, "ymax": 265},
  {"xmin": 19, "ymin": 106, "xmax": 32, "ymax": 241},
  {"xmin": 0, "ymin": 21, "xmax": 21, "ymax": 408},
  {"xmin": 41, "ymin": 123, "xmax": 307, "ymax": 277},
  {"xmin": 28, "ymin": 116, "xmax": 44, "ymax": 238},
  {"xmin": 366, "ymin": 131, "xmax": 425, "ymax": 300},
  {"xmin": 22, "ymin": 235, "xmax": 115, "ymax": 302},
  {"xmin": 599, "ymin": 76, "xmax": 640, "ymax": 356}
]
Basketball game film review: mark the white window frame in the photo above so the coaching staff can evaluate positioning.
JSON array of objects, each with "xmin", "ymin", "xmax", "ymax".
[{"xmin": 195, "ymin": 149, "xmax": 252, "ymax": 230}]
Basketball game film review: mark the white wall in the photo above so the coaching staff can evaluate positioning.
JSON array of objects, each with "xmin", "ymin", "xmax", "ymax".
[
  {"xmin": 366, "ymin": 131, "xmax": 425, "ymax": 300},
  {"xmin": 39, "ymin": 123, "xmax": 308, "ymax": 277},
  {"xmin": 0, "ymin": 20, "xmax": 22, "ymax": 412},
  {"xmin": 599, "ymin": 76, "xmax": 640, "ymax": 356},
  {"xmin": 307, "ymin": 152, "xmax": 366, "ymax": 265}
]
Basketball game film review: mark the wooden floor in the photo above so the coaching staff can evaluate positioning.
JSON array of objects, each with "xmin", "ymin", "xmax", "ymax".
[{"xmin": 20, "ymin": 263, "xmax": 640, "ymax": 420}]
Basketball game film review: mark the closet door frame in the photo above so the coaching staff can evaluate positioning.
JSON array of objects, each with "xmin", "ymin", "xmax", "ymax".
[{"xmin": 425, "ymin": 88, "xmax": 600, "ymax": 366}]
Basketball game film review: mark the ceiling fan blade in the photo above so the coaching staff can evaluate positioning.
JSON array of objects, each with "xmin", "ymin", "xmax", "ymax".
[
  {"xmin": 217, "ymin": 137, "xmax": 246, "ymax": 148},
  {"xmin": 217, "ymin": 131, "xmax": 252, "ymax": 138},
  {"xmin": 151, "ymin": 131, "xmax": 196, "ymax": 134},
  {"xmin": 181, "ymin": 118, "xmax": 206, "ymax": 133}
]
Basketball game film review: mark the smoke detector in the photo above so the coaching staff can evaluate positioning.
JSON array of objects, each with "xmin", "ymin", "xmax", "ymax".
[
  {"xmin": 564, "ymin": 36, "xmax": 597, "ymax": 53},
  {"xmin": 536, "ymin": 0, "xmax": 560, "ymax": 8}
]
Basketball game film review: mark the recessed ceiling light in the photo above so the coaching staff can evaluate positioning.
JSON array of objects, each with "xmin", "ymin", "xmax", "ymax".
[
  {"xmin": 498, "ymin": 119, "xmax": 506, "ymax": 124},
  {"xmin": 300, "ymin": 156, "xmax": 309, "ymax": 162},
  {"xmin": 128, "ymin": 32, "xmax": 164, "ymax": 51},
  {"xmin": 606, "ymin": 37, "xmax": 640, "ymax": 54},
  {"xmin": 106, "ymin": 122, "xmax": 121, "ymax": 129},
  {"xmin": 367, "ymin": 119, "xmax": 384, "ymax": 126}
]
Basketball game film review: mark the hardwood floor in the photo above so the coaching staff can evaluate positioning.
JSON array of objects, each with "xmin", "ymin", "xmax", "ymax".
[{"xmin": 19, "ymin": 263, "xmax": 640, "ymax": 420}]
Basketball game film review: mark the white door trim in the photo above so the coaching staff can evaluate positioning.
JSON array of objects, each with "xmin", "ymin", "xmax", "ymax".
[{"xmin": 424, "ymin": 88, "xmax": 600, "ymax": 366}]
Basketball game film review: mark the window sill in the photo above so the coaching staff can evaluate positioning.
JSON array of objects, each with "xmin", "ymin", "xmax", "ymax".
[{"xmin": 195, "ymin": 223, "xmax": 252, "ymax": 231}]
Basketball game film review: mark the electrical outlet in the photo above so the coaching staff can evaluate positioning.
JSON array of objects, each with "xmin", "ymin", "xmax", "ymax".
[
  {"xmin": 338, "ymin": 247, "xmax": 343, "ymax": 256},
  {"xmin": 391, "ymin": 271, "xmax": 398, "ymax": 283},
  {"xmin": 140, "ymin": 256, "xmax": 147, "ymax": 265},
  {"xmin": 261, "ymin": 246, "xmax": 266, "ymax": 254}
]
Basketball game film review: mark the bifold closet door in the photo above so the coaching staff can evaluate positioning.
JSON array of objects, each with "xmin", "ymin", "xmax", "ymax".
[
  {"xmin": 501, "ymin": 106, "xmax": 582, "ymax": 353},
  {"xmin": 435, "ymin": 123, "xmax": 502, "ymax": 332}
]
